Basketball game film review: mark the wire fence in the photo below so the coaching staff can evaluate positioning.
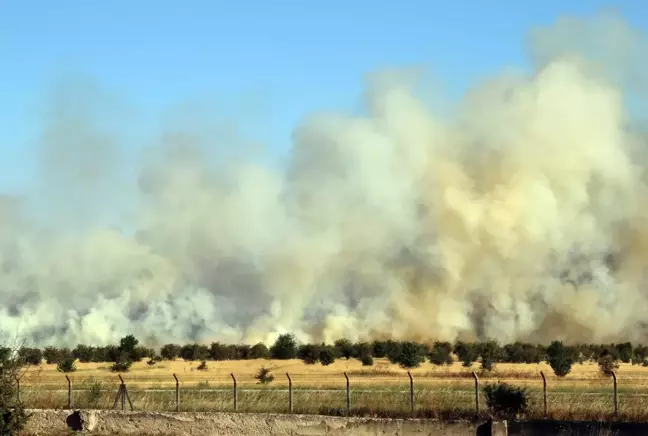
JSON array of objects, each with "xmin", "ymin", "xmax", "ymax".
[{"xmin": 13, "ymin": 369, "xmax": 636, "ymax": 419}]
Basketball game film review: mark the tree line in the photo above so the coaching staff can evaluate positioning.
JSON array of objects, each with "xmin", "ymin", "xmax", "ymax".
[{"xmin": 8, "ymin": 335, "xmax": 646, "ymax": 376}]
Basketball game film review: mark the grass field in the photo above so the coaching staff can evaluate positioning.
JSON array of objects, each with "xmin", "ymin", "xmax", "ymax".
[{"xmin": 16, "ymin": 358, "xmax": 648, "ymax": 421}]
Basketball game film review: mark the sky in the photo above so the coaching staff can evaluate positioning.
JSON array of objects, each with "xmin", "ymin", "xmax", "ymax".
[{"xmin": 1, "ymin": 0, "xmax": 647, "ymax": 196}]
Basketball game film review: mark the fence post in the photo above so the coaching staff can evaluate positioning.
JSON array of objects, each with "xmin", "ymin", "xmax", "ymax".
[
  {"xmin": 286, "ymin": 373, "xmax": 293, "ymax": 414},
  {"xmin": 119, "ymin": 375, "xmax": 125, "ymax": 411},
  {"xmin": 540, "ymin": 371, "xmax": 547, "ymax": 417},
  {"xmin": 230, "ymin": 373, "xmax": 237, "ymax": 411},
  {"xmin": 344, "ymin": 372, "xmax": 350, "ymax": 416},
  {"xmin": 66, "ymin": 375, "xmax": 72, "ymax": 409},
  {"xmin": 612, "ymin": 371, "xmax": 618, "ymax": 417},
  {"xmin": 472, "ymin": 371, "xmax": 479, "ymax": 416},
  {"xmin": 407, "ymin": 371, "xmax": 414, "ymax": 416},
  {"xmin": 173, "ymin": 374, "xmax": 179, "ymax": 412}
]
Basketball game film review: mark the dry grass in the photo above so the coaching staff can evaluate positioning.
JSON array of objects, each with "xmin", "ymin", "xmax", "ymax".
[{"xmin": 16, "ymin": 358, "xmax": 648, "ymax": 421}]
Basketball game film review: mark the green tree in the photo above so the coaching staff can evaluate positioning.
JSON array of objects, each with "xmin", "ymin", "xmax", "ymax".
[
  {"xmin": 249, "ymin": 343, "xmax": 270, "ymax": 359},
  {"xmin": 56, "ymin": 357, "xmax": 77, "ymax": 373},
  {"xmin": 615, "ymin": 342, "xmax": 633, "ymax": 363},
  {"xmin": 479, "ymin": 340, "xmax": 503, "ymax": 372},
  {"xmin": 0, "ymin": 344, "xmax": 30, "ymax": 434},
  {"xmin": 334, "ymin": 339, "xmax": 354, "ymax": 360},
  {"xmin": 43, "ymin": 346, "xmax": 62, "ymax": 364},
  {"xmin": 395, "ymin": 342, "xmax": 425, "ymax": 368},
  {"xmin": 454, "ymin": 341, "xmax": 479, "ymax": 367},
  {"xmin": 319, "ymin": 346, "xmax": 336, "ymax": 366},
  {"xmin": 297, "ymin": 344, "xmax": 321, "ymax": 364},
  {"xmin": 270, "ymin": 334, "xmax": 297, "ymax": 360},
  {"xmin": 546, "ymin": 341, "xmax": 575, "ymax": 377},
  {"xmin": 428, "ymin": 341, "xmax": 454, "ymax": 366},
  {"xmin": 160, "ymin": 344, "xmax": 181, "ymax": 360}
]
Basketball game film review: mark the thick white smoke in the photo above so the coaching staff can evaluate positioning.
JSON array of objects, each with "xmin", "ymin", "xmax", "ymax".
[{"xmin": 2, "ymin": 11, "xmax": 648, "ymax": 347}]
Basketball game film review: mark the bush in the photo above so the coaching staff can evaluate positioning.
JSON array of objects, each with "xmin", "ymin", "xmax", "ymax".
[
  {"xmin": 546, "ymin": 341, "xmax": 575, "ymax": 377},
  {"xmin": 428, "ymin": 341, "xmax": 453, "ymax": 366},
  {"xmin": 110, "ymin": 353, "xmax": 133, "ymax": 373},
  {"xmin": 484, "ymin": 382, "xmax": 529, "ymax": 418},
  {"xmin": 43, "ymin": 346, "xmax": 62, "ymax": 364},
  {"xmin": 18, "ymin": 347, "xmax": 42, "ymax": 366},
  {"xmin": 255, "ymin": 367, "xmax": 274, "ymax": 384},
  {"xmin": 56, "ymin": 357, "xmax": 77, "ymax": 373},
  {"xmin": 479, "ymin": 340, "xmax": 503, "ymax": 372},
  {"xmin": 73, "ymin": 344, "xmax": 95, "ymax": 363},
  {"xmin": 270, "ymin": 334, "xmax": 297, "ymax": 360},
  {"xmin": 360, "ymin": 354, "xmax": 374, "ymax": 366},
  {"xmin": 395, "ymin": 342, "xmax": 425, "ymax": 368},
  {"xmin": 319, "ymin": 347, "xmax": 336, "ymax": 366},
  {"xmin": 197, "ymin": 360, "xmax": 208, "ymax": 371}
]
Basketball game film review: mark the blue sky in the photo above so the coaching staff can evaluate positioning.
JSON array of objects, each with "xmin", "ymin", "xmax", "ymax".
[{"xmin": 1, "ymin": 0, "xmax": 647, "ymax": 195}]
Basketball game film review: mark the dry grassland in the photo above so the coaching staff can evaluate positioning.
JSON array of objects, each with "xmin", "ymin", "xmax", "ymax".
[{"xmin": 16, "ymin": 358, "xmax": 648, "ymax": 421}]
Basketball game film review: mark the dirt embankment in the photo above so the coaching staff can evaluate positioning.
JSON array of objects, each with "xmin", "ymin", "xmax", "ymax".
[{"xmin": 23, "ymin": 409, "xmax": 504, "ymax": 435}]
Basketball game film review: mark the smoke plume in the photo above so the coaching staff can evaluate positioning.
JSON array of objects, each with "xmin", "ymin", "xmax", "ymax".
[{"xmin": 2, "ymin": 11, "xmax": 648, "ymax": 347}]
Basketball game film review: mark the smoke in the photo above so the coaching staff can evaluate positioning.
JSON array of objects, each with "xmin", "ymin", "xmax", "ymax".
[{"xmin": 3, "ymin": 10, "xmax": 648, "ymax": 347}]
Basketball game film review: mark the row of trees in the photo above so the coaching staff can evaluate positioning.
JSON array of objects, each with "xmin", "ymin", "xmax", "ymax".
[{"xmin": 11, "ymin": 335, "xmax": 647, "ymax": 377}]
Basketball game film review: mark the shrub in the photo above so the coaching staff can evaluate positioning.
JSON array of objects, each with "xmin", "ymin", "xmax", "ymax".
[
  {"xmin": 197, "ymin": 360, "xmax": 208, "ymax": 371},
  {"xmin": 270, "ymin": 334, "xmax": 297, "ymax": 360},
  {"xmin": 484, "ymin": 382, "xmax": 529, "ymax": 418},
  {"xmin": 546, "ymin": 341, "xmax": 575, "ymax": 377},
  {"xmin": 319, "ymin": 347, "xmax": 336, "ymax": 366},
  {"xmin": 160, "ymin": 344, "xmax": 181, "ymax": 360},
  {"xmin": 297, "ymin": 344, "xmax": 320, "ymax": 364},
  {"xmin": 56, "ymin": 357, "xmax": 77, "ymax": 373},
  {"xmin": 395, "ymin": 342, "xmax": 425, "ymax": 368},
  {"xmin": 255, "ymin": 367, "xmax": 274, "ymax": 384},
  {"xmin": 479, "ymin": 340, "xmax": 503, "ymax": 372},
  {"xmin": 428, "ymin": 341, "xmax": 453, "ymax": 366},
  {"xmin": 360, "ymin": 354, "xmax": 374, "ymax": 366},
  {"xmin": 110, "ymin": 353, "xmax": 133, "ymax": 373}
]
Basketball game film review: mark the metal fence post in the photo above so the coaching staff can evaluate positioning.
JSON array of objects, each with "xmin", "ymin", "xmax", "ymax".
[
  {"xmin": 286, "ymin": 373, "xmax": 293, "ymax": 414},
  {"xmin": 472, "ymin": 371, "xmax": 479, "ymax": 416},
  {"xmin": 173, "ymin": 373, "xmax": 179, "ymax": 412},
  {"xmin": 407, "ymin": 371, "xmax": 414, "ymax": 416},
  {"xmin": 66, "ymin": 375, "xmax": 72, "ymax": 409},
  {"xmin": 231, "ymin": 373, "xmax": 237, "ymax": 411},
  {"xmin": 612, "ymin": 371, "xmax": 618, "ymax": 417},
  {"xmin": 540, "ymin": 371, "xmax": 547, "ymax": 417},
  {"xmin": 344, "ymin": 372, "xmax": 350, "ymax": 415}
]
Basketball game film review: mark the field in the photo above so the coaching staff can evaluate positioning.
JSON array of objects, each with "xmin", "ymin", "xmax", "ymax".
[{"xmin": 15, "ymin": 357, "xmax": 648, "ymax": 421}]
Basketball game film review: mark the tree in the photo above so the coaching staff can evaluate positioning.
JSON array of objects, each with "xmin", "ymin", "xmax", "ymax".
[
  {"xmin": 160, "ymin": 344, "xmax": 181, "ymax": 360},
  {"xmin": 249, "ymin": 343, "xmax": 270, "ymax": 359},
  {"xmin": 598, "ymin": 351, "xmax": 619, "ymax": 376},
  {"xmin": 179, "ymin": 344, "xmax": 209, "ymax": 361},
  {"xmin": 371, "ymin": 340, "xmax": 388, "ymax": 358},
  {"xmin": 119, "ymin": 335, "xmax": 138, "ymax": 353},
  {"xmin": 297, "ymin": 344, "xmax": 321, "ymax": 364},
  {"xmin": 319, "ymin": 346, "xmax": 336, "ymax": 366},
  {"xmin": 56, "ymin": 357, "xmax": 77, "ymax": 373},
  {"xmin": 546, "ymin": 341, "xmax": 575, "ymax": 377},
  {"xmin": 633, "ymin": 345, "xmax": 648, "ymax": 365},
  {"xmin": 73, "ymin": 344, "xmax": 95, "ymax": 363},
  {"xmin": 352, "ymin": 342, "xmax": 372, "ymax": 359},
  {"xmin": 43, "ymin": 347, "xmax": 62, "ymax": 364},
  {"xmin": 18, "ymin": 348, "xmax": 42, "ymax": 366},
  {"xmin": 395, "ymin": 342, "xmax": 425, "ymax": 368},
  {"xmin": 0, "ymin": 344, "xmax": 30, "ymax": 434},
  {"xmin": 360, "ymin": 354, "xmax": 374, "ymax": 366},
  {"xmin": 428, "ymin": 341, "xmax": 454, "ymax": 366},
  {"xmin": 615, "ymin": 342, "xmax": 633, "ymax": 363},
  {"xmin": 479, "ymin": 340, "xmax": 503, "ymax": 372},
  {"xmin": 385, "ymin": 340, "xmax": 403, "ymax": 363},
  {"xmin": 334, "ymin": 339, "xmax": 354, "ymax": 360},
  {"xmin": 454, "ymin": 341, "xmax": 479, "ymax": 367},
  {"xmin": 270, "ymin": 334, "xmax": 297, "ymax": 360}
]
